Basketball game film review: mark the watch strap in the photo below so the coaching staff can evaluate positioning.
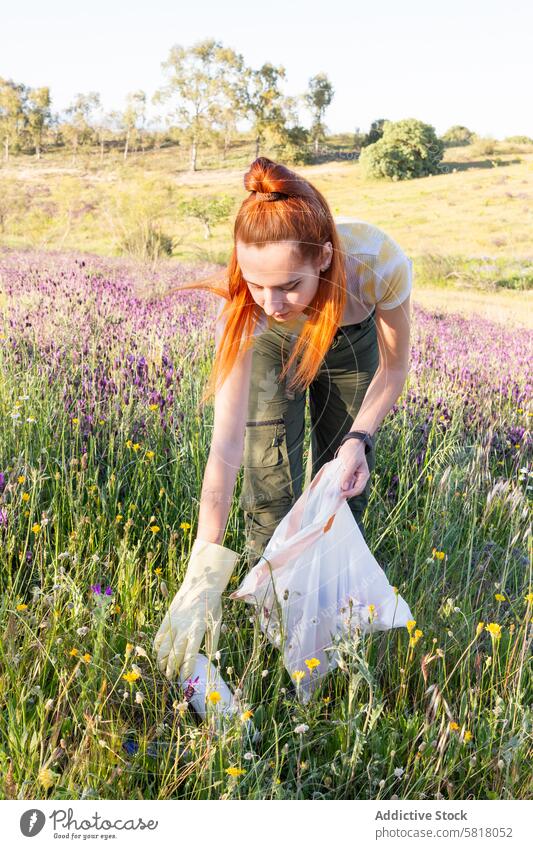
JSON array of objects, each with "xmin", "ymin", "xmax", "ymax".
[{"xmin": 334, "ymin": 430, "xmax": 373, "ymax": 457}]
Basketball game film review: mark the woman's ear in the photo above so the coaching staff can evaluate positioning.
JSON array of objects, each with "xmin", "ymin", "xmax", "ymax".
[{"xmin": 320, "ymin": 241, "xmax": 333, "ymax": 271}]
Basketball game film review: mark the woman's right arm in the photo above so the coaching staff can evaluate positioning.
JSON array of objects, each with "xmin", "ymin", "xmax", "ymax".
[{"xmin": 196, "ymin": 312, "xmax": 253, "ymax": 544}]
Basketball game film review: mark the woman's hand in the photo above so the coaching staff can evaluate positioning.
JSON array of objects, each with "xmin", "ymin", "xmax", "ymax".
[{"xmin": 336, "ymin": 438, "xmax": 370, "ymax": 498}]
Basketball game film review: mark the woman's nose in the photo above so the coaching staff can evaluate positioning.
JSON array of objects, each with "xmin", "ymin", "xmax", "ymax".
[{"xmin": 263, "ymin": 292, "xmax": 284, "ymax": 312}]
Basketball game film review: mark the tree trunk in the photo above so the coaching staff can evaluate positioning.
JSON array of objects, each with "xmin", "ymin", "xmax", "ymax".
[
  {"xmin": 203, "ymin": 221, "xmax": 211, "ymax": 239},
  {"xmin": 124, "ymin": 129, "xmax": 129, "ymax": 161},
  {"xmin": 4, "ymin": 136, "xmax": 9, "ymax": 163},
  {"xmin": 100, "ymin": 138, "xmax": 104, "ymax": 162},
  {"xmin": 189, "ymin": 140, "xmax": 198, "ymax": 172}
]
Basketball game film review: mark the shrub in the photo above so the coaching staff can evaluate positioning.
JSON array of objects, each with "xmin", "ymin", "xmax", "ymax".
[
  {"xmin": 441, "ymin": 125, "xmax": 477, "ymax": 146},
  {"xmin": 117, "ymin": 221, "xmax": 174, "ymax": 260},
  {"xmin": 359, "ymin": 118, "xmax": 444, "ymax": 180}
]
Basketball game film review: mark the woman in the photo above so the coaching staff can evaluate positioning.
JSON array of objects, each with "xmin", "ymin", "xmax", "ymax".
[{"xmin": 154, "ymin": 156, "xmax": 412, "ymax": 681}]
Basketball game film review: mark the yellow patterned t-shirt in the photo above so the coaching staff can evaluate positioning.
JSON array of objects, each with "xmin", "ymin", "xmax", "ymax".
[{"xmin": 335, "ymin": 217, "xmax": 413, "ymax": 310}]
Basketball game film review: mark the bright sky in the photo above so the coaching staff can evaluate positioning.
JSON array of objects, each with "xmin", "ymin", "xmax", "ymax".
[{"xmin": 3, "ymin": 0, "xmax": 531, "ymax": 138}]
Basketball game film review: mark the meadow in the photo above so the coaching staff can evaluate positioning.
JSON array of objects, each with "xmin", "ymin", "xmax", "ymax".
[{"xmin": 0, "ymin": 143, "xmax": 531, "ymax": 800}]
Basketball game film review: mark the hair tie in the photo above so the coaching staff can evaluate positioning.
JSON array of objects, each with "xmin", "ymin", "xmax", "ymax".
[{"xmin": 254, "ymin": 190, "xmax": 287, "ymax": 201}]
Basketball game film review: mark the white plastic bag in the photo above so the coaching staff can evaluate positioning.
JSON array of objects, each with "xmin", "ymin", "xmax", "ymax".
[{"xmin": 230, "ymin": 455, "xmax": 413, "ymax": 703}]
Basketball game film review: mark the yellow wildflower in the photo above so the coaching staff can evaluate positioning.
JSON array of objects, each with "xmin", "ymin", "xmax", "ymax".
[
  {"xmin": 475, "ymin": 621, "xmax": 484, "ymax": 636},
  {"xmin": 125, "ymin": 642, "xmax": 134, "ymax": 656},
  {"xmin": 524, "ymin": 593, "xmax": 533, "ymax": 604},
  {"xmin": 485, "ymin": 622, "xmax": 502, "ymax": 639},
  {"xmin": 449, "ymin": 721, "xmax": 460, "ymax": 731},
  {"xmin": 82, "ymin": 653, "xmax": 91, "ymax": 664},
  {"xmin": 22, "ymin": 492, "xmax": 30, "ymax": 502},
  {"xmin": 17, "ymin": 475, "xmax": 25, "ymax": 484},
  {"xmin": 132, "ymin": 443, "xmax": 141, "ymax": 452},
  {"xmin": 126, "ymin": 439, "xmax": 133, "ymax": 448},
  {"xmin": 463, "ymin": 730, "xmax": 473, "ymax": 743},
  {"xmin": 207, "ymin": 690, "xmax": 221, "ymax": 704},
  {"xmin": 240, "ymin": 710, "xmax": 254, "ymax": 722},
  {"xmin": 426, "ymin": 474, "xmax": 433, "ymax": 482},
  {"xmin": 409, "ymin": 629, "xmax": 423, "ymax": 648},
  {"xmin": 123, "ymin": 671, "xmax": 141, "ymax": 683},
  {"xmin": 494, "ymin": 593, "xmax": 506, "ymax": 602},
  {"xmin": 115, "ymin": 514, "xmax": 123, "ymax": 523},
  {"xmin": 38, "ymin": 767, "xmax": 56, "ymax": 790},
  {"xmin": 226, "ymin": 767, "xmax": 246, "ymax": 777},
  {"xmin": 16, "ymin": 603, "xmax": 28, "ymax": 611},
  {"xmin": 292, "ymin": 670, "xmax": 305, "ymax": 683},
  {"xmin": 150, "ymin": 525, "xmax": 160, "ymax": 534},
  {"xmin": 304, "ymin": 657, "xmax": 321, "ymax": 672},
  {"xmin": 149, "ymin": 404, "xmax": 159, "ymax": 411},
  {"xmin": 69, "ymin": 648, "xmax": 79, "ymax": 657},
  {"xmin": 154, "ymin": 567, "xmax": 162, "ymax": 576},
  {"xmin": 146, "ymin": 450, "xmax": 155, "ymax": 459},
  {"xmin": 31, "ymin": 523, "xmax": 41, "ymax": 534},
  {"xmin": 406, "ymin": 619, "xmax": 416, "ymax": 635},
  {"xmin": 180, "ymin": 522, "xmax": 191, "ymax": 530}
]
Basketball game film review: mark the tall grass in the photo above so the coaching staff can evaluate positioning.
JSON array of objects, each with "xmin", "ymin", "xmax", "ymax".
[{"xmin": 0, "ymin": 250, "xmax": 531, "ymax": 800}]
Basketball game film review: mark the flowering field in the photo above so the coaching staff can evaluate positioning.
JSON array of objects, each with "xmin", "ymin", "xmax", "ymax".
[{"xmin": 0, "ymin": 248, "xmax": 531, "ymax": 801}]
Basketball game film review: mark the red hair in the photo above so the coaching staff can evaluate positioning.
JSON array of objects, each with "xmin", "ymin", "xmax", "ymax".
[{"xmin": 165, "ymin": 157, "xmax": 346, "ymax": 409}]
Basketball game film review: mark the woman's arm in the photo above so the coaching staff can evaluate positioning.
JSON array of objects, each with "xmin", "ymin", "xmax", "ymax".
[
  {"xmin": 196, "ymin": 317, "xmax": 254, "ymax": 544},
  {"xmin": 350, "ymin": 294, "xmax": 411, "ymax": 436}
]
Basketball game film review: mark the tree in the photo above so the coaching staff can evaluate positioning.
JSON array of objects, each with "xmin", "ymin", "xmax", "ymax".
[
  {"xmin": 359, "ymin": 118, "xmax": 445, "ymax": 180},
  {"xmin": 305, "ymin": 73, "xmax": 334, "ymax": 154},
  {"xmin": 179, "ymin": 195, "xmax": 234, "ymax": 239},
  {"xmin": 26, "ymin": 86, "xmax": 52, "ymax": 158},
  {"xmin": 242, "ymin": 62, "xmax": 287, "ymax": 159},
  {"xmin": 0, "ymin": 77, "xmax": 27, "ymax": 161},
  {"xmin": 122, "ymin": 90, "xmax": 147, "ymax": 160},
  {"xmin": 154, "ymin": 39, "xmax": 245, "ymax": 172},
  {"xmin": 362, "ymin": 118, "xmax": 387, "ymax": 147},
  {"xmin": 64, "ymin": 92, "xmax": 101, "ymax": 161},
  {"xmin": 92, "ymin": 108, "xmax": 119, "ymax": 162}
]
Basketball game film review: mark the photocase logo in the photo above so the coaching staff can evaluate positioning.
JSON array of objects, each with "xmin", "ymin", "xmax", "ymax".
[{"xmin": 20, "ymin": 809, "xmax": 46, "ymax": 837}]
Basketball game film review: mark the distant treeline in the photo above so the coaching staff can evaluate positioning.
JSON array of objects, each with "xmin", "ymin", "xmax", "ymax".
[{"xmin": 1, "ymin": 38, "xmax": 531, "ymax": 172}]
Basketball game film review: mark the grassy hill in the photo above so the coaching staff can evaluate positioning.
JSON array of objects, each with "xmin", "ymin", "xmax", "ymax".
[{"xmin": 1, "ymin": 137, "xmax": 532, "ymax": 325}]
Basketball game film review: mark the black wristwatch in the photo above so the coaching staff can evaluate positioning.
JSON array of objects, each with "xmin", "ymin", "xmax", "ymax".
[{"xmin": 334, "ymin": 430, "xmax": 374, "ymax": 457}]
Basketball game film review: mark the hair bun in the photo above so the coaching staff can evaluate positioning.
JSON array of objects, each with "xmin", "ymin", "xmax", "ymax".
[{"xmin": 244, "ymin": 156, "xmax": 311, "ymax": 201}]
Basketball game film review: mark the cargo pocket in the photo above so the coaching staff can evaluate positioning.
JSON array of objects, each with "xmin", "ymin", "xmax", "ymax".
[{"xmin": 239, "ymin": 418, "xmax": 293, "ymax": 512}]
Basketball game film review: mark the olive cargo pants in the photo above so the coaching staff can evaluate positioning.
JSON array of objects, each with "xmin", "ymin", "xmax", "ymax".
[{"xmin": 239, "ymin": 308, "xmax": 379, "ymax": 569}]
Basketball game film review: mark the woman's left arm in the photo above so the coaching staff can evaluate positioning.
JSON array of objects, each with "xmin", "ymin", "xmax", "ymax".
[{"xmin": 338, "ymin": 294, "xmax": 411, "ymax": 495}]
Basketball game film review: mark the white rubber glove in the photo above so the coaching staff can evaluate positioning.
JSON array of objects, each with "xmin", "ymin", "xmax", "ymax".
[{"xmin": 153, "ymin": 538, "xmax": 239, "ymax": 681}]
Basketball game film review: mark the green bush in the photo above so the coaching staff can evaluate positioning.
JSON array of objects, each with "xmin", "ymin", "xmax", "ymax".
[
  {"xmin": 117, "ymin": 221, "xmax": 174, "ymax": 261},
  {"xmin": 504, "ymin": 135, "xmax": 533, "ymax": 145},
  {"xmin": 441, "ymin": 125, "xmax": 476, "ymax": 146},
  {"xmin": 359, "ymin": 118, "xmax": 445, "ymax": 181}
]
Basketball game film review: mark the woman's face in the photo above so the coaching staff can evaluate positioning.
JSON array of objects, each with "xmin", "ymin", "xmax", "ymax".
[{"xmin": 237, "ymin": 240, "xmax": 332, "ymax": 321}]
